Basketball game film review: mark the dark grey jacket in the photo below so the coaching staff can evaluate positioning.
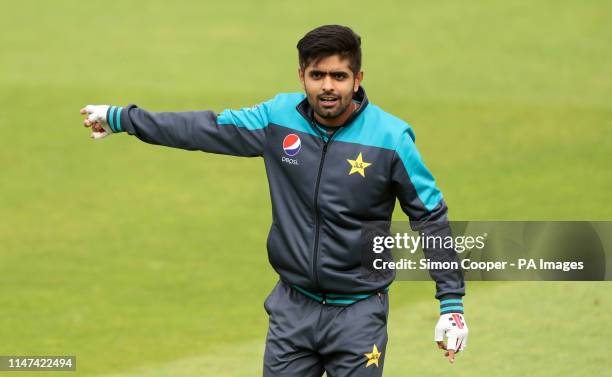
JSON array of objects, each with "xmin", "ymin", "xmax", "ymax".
[{"xmin": 107, "ymin": 87, "xmax": 465, "ymax": 304}]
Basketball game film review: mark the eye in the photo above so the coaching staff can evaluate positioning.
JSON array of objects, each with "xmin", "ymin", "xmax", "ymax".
[
  {"xmin": 310, "ymin": 72, "xmax": 322, "ymax": 79},
  {"xmin": 333, "ymin": 73, "xmax": 347, "ymax": 80}
]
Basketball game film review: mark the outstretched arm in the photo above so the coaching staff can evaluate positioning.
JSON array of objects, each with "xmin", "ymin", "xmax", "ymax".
[{"xmin": 80, "ymin": 99, "xmax": 275, "ymax": 157}]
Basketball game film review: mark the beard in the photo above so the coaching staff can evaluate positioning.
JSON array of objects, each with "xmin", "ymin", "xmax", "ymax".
[{"xmin": 306, "ymin": 89, "xmax": 354, "ymax": 121}]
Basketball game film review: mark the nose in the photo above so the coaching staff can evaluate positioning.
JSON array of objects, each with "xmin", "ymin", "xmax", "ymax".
[{"xmin": 321, "ymin": 74, "xmax": 334, "ymax": 92}]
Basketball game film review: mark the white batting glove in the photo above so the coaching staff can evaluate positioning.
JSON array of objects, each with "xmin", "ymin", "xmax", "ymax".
[
  {"xmin": 435, "ymin": 313, "xmax": 469, "ymax": 352},
  {"xmin": 80, "ymin": 105, "xmax": 112, "ymax": 140}
]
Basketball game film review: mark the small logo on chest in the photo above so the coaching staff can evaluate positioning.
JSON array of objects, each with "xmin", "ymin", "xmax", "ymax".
[
  {"xmin": 281, "ymin": 134, "xmax": 301, "ymax": 165},
  {"xmin": 282, "ymin": 134, "xmax": 301, "ymax": 156},
  {"xmin": 347, "ymin": 152, "xmax": 372, "ymax": 177}
]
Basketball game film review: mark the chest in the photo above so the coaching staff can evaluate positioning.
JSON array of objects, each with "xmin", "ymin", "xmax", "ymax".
[{"xmin": 265, "ymin": 126, "xmax": 396, "ymax": 212}]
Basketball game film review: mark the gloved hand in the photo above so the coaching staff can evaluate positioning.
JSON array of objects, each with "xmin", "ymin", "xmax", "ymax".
[
  {"xmin": 80, "ymin": 105, "xmax": 112, "ymax": 140},
  {"xmin": 435, "ymin": 312, "xmax": 468, "ymax": 363}
]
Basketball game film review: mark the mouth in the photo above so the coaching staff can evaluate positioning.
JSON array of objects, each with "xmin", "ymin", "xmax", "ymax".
[{"xmin": 318, "ymin": 95, "xmax": 339, "ymax": 107}]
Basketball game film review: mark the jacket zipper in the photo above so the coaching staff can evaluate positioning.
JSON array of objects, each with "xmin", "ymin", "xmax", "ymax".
[
  {"xmin": 304, "ymin": 102, "xmax": 363, "ymax": 292},
  {"xmin": 312, "ymin": 142, "xmax": 326, "ymax": 290},
  {"xmin": 311, "ymin": 130, "xmax": 338, "ymax": 291}
]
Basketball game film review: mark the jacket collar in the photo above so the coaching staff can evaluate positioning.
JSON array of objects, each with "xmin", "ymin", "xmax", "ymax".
[{"xmin": 296, "ymin": 86, "xmax": 369, "ymax": 128}]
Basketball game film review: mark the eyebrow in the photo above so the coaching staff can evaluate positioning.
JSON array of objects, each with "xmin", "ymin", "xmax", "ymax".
[{"xmin": 309, "ymin": 70, "xmax": 350, "ymax": 76}]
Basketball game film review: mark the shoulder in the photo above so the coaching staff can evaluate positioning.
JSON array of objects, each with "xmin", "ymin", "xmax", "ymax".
[
  {"xmin": 365, "ymin": 103, "xmax": 416, "ymax": 143},
  {"xmin": 336, "ymin": 102, "xmax": 416, "ymax": 151},
  {"xmin": 266, "ymin": 92, "xmax": 306, "ymax": 110},
  {"xmin": 264, "ymin": 92, "xmax": 307, "ymax": 126}
]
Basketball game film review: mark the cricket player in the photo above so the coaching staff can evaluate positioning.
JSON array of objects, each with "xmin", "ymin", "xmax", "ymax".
[{"xmin": 80, "ymin": 25, "xmax": 468, "ymax": 376}]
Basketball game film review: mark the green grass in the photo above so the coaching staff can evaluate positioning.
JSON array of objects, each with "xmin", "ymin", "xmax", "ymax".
[
  {"xmin": 0, "ymin": 0, "xmax": 610, "ymax": 376},
  {"xmin": 80, "ymin": 282, "xmax": 611, "ymax": 377}
]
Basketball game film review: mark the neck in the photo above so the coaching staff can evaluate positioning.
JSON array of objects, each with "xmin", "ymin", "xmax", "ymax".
[{"xmin": 314, "ymin": 101, "xmax": 357, "ymax": 127}]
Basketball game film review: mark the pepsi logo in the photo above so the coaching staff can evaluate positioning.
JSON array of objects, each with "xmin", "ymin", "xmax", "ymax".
[{"xmin": 282, "ymin": 134, "xmax": 301, "ymax": 157}]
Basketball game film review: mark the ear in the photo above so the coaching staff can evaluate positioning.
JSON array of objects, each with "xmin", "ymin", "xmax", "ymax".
[
  {"xmin": 298, "ymin": 68, "xmax": 305, "ymax": 90},
  {"xmin": 354, "ymin": 71, "xmax": 364, "ymax": 92}
]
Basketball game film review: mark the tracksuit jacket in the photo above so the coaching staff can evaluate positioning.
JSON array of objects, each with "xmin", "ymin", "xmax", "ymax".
[{"xmin": 106, "ymin": 86, "xmax": 465, "ymax": 310}]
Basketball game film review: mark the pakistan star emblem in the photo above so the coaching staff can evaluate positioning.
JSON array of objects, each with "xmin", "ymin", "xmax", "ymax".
[
  {"xmin": 364, "ymin": 344, "xmax": 382, "ymax": 368},
  {"xmin": 347, "ymin": 152, "xmax": 372, "ymax": 177}
]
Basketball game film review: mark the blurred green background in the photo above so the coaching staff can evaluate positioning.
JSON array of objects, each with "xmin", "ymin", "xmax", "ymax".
[{"xmin": 0, "ymin": 0, "xmax": 610, "ymax": 376}]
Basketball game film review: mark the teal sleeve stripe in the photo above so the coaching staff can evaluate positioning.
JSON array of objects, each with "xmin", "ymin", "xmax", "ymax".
[
  {"xmin": 440, "ymin": 299, "xmax": 463, "ymax": 305},
  {"xmin": 108, "ymin": 106, "xmax": 117, "ymax": 132},
  {"xmin": 115, "ymin": 107, "xmax": 122, "ymax": 132},
  {"xmin": 440, "ymin": 306, "xmax": 464, "ymax": 313}
]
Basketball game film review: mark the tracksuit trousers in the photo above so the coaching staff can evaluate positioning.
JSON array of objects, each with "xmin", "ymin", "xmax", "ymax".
[{"xmin": 263, "ymin": 280, "xmax": 389, "ymax": 377}]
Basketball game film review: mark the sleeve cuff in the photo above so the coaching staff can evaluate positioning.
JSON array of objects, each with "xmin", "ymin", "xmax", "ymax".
[
  {"xmin": 439, "ymin": 297, "xmax": 464, "ymax": 314},
  {"xmin": 106, "ymin": 106, "xmax": 125, "ymax": 133}
]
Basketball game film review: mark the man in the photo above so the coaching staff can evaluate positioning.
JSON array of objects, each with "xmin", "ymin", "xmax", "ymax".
[{"xmin": 80, "ymin": 25, "xmax": 467, "ymax": 377}]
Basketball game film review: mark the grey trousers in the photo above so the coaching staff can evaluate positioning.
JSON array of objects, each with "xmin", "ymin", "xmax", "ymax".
[{"xmin": 263, "ymin": 280, "xmax": 389, "ymax": 377}]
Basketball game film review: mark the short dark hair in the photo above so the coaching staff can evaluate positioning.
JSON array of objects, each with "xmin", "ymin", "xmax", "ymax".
[{"xmin": 297, "ymin": 25, "xmax": 362, "ymax": 74}]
